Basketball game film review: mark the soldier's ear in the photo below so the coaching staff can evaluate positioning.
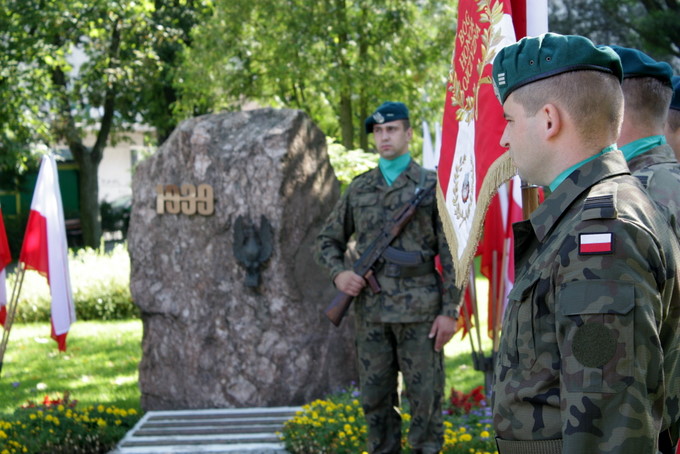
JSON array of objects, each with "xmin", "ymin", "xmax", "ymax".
[{"xmin": 542, "ymin": 103, "xmax": 562, "ymax": 140}]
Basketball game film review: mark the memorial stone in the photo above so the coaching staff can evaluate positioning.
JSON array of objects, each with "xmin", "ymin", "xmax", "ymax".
[{"xmin": 128, "ymin": 108, "xmax": 357, "ymax": 410}]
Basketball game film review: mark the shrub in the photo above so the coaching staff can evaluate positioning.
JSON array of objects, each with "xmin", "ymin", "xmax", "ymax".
[
  {"xmin": 0, "ymin": 392, "xmax": 140, "ymax": 454},
  {"xmin": 280, "ymin": 384, "xmax": 497, "ymax": 454},
  {"xmin": 8, "ymin": 243, "xmax": 138, "ymax": 322},
  {"xmin": 327, "ymin": 140, "xmax": 379, "ymax": 194}
]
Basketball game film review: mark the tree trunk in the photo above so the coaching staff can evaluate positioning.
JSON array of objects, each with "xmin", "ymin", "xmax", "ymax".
[
  {"xmin": 71, "ymin": 143, "xmax": 103, "ymax": 248},
  {"xmin": 339, "ymin": 93, "xmax": 353, "ymax": 149}
]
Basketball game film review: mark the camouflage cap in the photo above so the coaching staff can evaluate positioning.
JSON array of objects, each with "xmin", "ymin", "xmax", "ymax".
[
  {"xmin": 492, "ymin": 33, "xmax": 623, "ymax": 104},
  {"xmin": 670, "ymin": 76, "xmax": 680, "ymax": 111},
  {"xmin": 365, "ymin": 101, "xmax": 409, "ymax": 134},
  {"xmin": 608, "ymin": 45, "xmax": 673, "ymax": 85}
]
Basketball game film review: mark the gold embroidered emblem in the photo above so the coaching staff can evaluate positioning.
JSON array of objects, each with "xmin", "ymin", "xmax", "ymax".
[{"xmin": 448, "ymin": 0, "xmax": 505, "ymax": 122}]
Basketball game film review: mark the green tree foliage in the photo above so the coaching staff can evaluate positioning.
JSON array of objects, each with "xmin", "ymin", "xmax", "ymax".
[
  {"xmin": 0, "ymin": 0, "xmax": 211, "ymax": 248},
  {"xmin": 549, "ymin": 0, "xmax": 680, "ymax": 65},
  {"xmin": 175, "ymin": 0, "xmax": 456, "ymax": 151}
]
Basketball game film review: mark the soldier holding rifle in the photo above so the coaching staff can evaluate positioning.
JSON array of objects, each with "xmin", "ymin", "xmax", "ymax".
[{"xmin": 315, "ymin": 101, "xmax": 460, "ymax": 454}]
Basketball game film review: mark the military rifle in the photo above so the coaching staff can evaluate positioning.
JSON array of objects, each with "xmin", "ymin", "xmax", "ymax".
[{"xmin": 324, "ymin": 183, "xmax": 436, "ymax": 326}]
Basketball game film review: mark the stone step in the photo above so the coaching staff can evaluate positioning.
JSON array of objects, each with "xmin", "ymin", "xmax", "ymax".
[{"xmin": 110, "ymin": 406, "xmax": 302, "ymax": 453}]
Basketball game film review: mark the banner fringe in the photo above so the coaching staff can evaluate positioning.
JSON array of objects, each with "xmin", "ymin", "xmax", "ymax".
[{"xmin": 438, "ymin": 152, "xmax": 516, "ymax": 289}]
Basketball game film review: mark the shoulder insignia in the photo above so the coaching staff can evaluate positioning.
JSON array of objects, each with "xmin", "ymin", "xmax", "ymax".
[
  {"xmin": 582, "ymin": 194, "xmax": 617, "ymax": 221},
  {"xmin": 635, "ymin": 174, "xmax": 649, "ymax": 189}
]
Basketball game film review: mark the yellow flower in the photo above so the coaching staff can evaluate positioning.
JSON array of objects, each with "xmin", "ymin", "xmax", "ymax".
[
  {"xmin": 57, "ymin": 405, "xmax": 64, "ymax": 412},
  {"xmin": 97, "ymin": 405, "xmax": 105, "ymax": 413},
  {"xmin": 0, "ymin": 430, "xmax": 6, "ymax": 439},
  {"xmin": 29, "ymin": 414, "xmax": 36, "ymax": 420},
  {"xmin": 460, "ymin": 433, "xmax": 473, "ymax": 442},
  {"xmin": 480, "ymin": 430, "xmax": 490, "ymax": 437}
]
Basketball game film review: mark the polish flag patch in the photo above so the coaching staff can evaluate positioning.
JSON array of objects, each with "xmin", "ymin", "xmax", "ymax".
[{"xmin": 579, "ymin": 233, "xmax": 614, "ymax": 255}]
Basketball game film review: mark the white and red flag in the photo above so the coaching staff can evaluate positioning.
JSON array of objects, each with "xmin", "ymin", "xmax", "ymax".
[
  {"xmin": 19, "ymin": 155, "xmax": 75, "ymax": 351},
  {"xmin": 0, "ymin": 205, "xmax": 11, "ymax": 327},
  {"xmin": 437, "ymin": 0, "xmax": 547, "ymax": 333}
]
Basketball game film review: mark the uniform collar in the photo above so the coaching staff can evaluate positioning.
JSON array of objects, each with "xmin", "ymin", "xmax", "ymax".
[
  {"xmin": 530, "ymin": 149, "xmax": 630, "ymax": 242},
  {"xmin": 620, "ymin": 135, "xmax": 667, "ymax": 161},
  {"xmin": 548, "ymin": 144, "xmax": 617, "ymax": 192}
]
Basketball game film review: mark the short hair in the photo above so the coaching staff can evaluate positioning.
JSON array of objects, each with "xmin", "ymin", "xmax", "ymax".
[
  {"xmin": 668, "ymin": 109, "xmax": 680, "ymax": 133},
  {"xmin": 621, "ymin": 77, "xmax": 673, "ymax": 129},
  {"xmin": 512, "ymin": 70, "xmax": 624, "ymax": 146},
  {"xmin": 401, "ymin": 119, "xmax": 411, "ymax": 130}
]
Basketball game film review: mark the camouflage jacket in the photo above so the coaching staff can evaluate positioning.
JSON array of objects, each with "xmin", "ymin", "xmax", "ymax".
[
  {"xmin": 492, "ymin": 150, "xmax": 680, "ymax": 453},
  {"xmin": 628, "ymin": 143, "xmax": 680, "ymax": 239},
  {"xmin": 314, "ymin": 160, "xmax": 459, "ymax": 323}
]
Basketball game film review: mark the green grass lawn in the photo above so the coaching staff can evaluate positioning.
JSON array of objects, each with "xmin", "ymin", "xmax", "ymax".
[
  {"xmin": 0, "ymin": 319, "xmax": 142, "ymax": 416},
  {"xmin": 0, "ymin": 277, "xmax": 494, "ymax": 417}
]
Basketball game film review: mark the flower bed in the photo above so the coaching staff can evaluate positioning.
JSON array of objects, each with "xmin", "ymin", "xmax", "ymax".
[
  {"xmin": 0, "ymin": 393, "xmax": 140, "ymax": 454},
  {"xmin": 280, "ymin": 384, "xmax": 497, "ymax": 454}
]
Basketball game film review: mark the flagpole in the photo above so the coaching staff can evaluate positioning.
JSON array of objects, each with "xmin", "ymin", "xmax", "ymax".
[
  {"xmin": 467, "ymin": 264, "xmax": 494, "ymax": 396},
  {"xmin": 460, "ymin": 284, "xmax": 477, "ymax": 356},
  {"xmin": 0, "ymin": 265, "xmax": 26, "ymax": 376}
]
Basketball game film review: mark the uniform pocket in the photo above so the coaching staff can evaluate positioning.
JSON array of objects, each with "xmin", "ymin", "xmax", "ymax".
[
  {"xmin": 499, "ymin": 276, "xmax": 538, "ymax": 369},
  {"xmin": 556, "ymin": 280, "xmax": 635, "ymax": 393},
  {"xmin": 353, "ymin": 192, "xmax": 380, "ymax": 234}
]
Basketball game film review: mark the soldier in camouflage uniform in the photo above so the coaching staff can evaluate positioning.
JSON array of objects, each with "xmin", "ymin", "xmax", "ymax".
[
  {"xmin": 491, "ymin": 33, "xmax": 680, "ymax": 453},
  {"xmin": 315, "ymin": 102, "xmax": 460, "ymax": 454},
  {"xmin": 609, "ymin": 47, "xmax": 680, "ymax": 453},
  {"xmin": 609, "ymin": 45, "xmax": 680, "ymax": 240},
  {"xmin": 665, "ymin": 76, "xmax": 680, "ymax": 161}
]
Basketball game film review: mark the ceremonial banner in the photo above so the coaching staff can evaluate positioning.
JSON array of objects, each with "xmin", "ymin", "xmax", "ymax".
[
  {"xmin": 437, "ymin": 0, "xmax": 518, "ymax": 289},
  {"xmin": 438, "ymin": 0, "xmax": 547, "ymax": 287},
  {"xmin": 19, "ymin": 155, "xmax": 75, "ymax": 351},
  {"xmin": 0, "ymin": 206, "xmax": 11, "ymax": 327}
]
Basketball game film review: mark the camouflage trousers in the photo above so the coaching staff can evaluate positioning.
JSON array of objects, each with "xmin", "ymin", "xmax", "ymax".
[{"xmin": 355, "ymin": 318, "xmax": 444, "ymax": 454}]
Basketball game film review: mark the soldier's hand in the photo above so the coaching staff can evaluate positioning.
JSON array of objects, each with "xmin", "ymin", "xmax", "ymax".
[
  {"xmin": 428, "ymin": 315, "xmax": 458, "ymax": 352},
  {"xmin": 334, "ymin": 270, "xmax": 367, "ymax": 297}
]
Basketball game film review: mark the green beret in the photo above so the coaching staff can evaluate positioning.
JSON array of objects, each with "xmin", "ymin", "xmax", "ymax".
[
  {"xmin": 669, "ymin": 76, "xmax": 680, "ymax": 111},
  {"xmin": 608, "ymin": 45, "xmax": 673, "ymax": 85},
  {"xmin": 365, "ymin": 102, "xmax": 409, "ymax": 134},
  {"xmin": 492, "ymin": 33, "xmax": 623, "ymax": 104}
]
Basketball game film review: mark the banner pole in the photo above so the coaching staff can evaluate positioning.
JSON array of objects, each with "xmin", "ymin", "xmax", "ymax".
[
  {"xmin": 521, "ymin": 182, "xmax": 541, "ymax": 219},
  {"xmin": 467, "ymin": 264, "xmax": 494, "ymax": 396},
  {"xmin": 0, "ymin": 265, "xmax": 26, "ymax": 376}
]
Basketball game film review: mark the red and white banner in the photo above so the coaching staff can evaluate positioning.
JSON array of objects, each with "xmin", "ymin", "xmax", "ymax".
[
  {"xmin": 437, "ymin": 0, "xmax": 547, "ymax": 332},
  {"xmin": 0, "ymin": 205, "xmax": 11, "ymax": 327},
  {"xmin": 19, "ymin": 155, "xmax": 75, "ymax": 351}
]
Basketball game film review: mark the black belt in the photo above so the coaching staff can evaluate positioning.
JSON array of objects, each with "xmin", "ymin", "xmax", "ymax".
[
  {"xmin": 496, "ymin": 438, "xmax": 562, "ymax": 454},
  {"xmin": 384, "ymin": 261, "xmax": 435, "ymax": 278},
  {"xmin": 381, "ymin": 246, "xmax": 434, "ymax": 278}
]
